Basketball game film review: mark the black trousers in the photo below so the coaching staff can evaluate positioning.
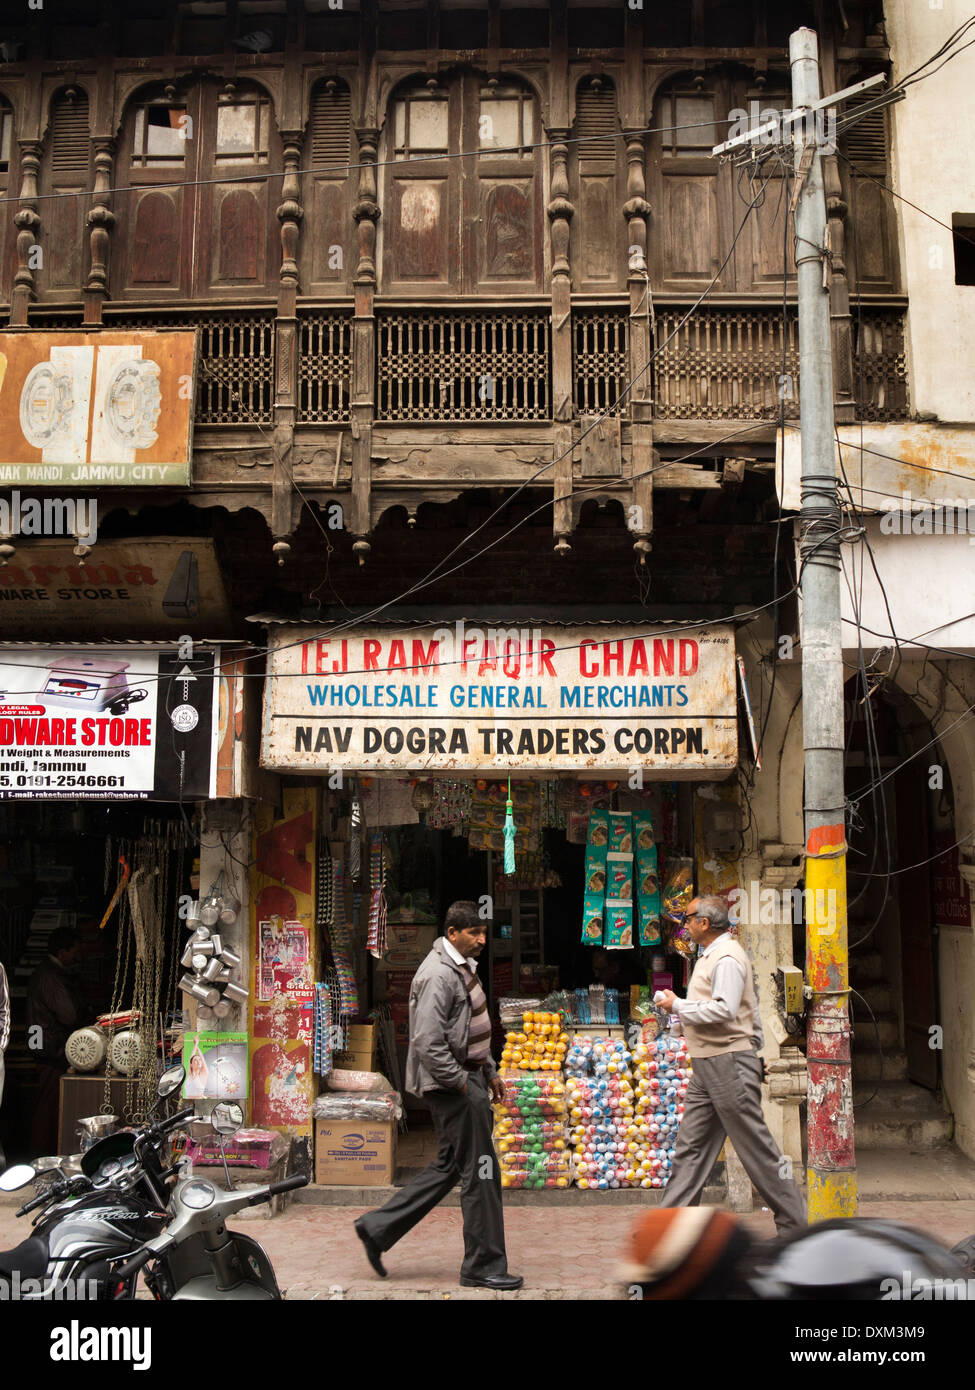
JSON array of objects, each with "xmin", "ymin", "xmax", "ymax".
[{"xmin": 359, "ymin": 1071, "xmax": 508, "ymax": 1280}]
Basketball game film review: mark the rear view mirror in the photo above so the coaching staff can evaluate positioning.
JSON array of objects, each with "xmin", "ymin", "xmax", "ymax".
[
  {"xmin": 158, "ymin": 1064, "xmax": 186, "ymax": 1099},
  {"xmin": 211, "ymin": 1102, "xmax": 244, "ymax": 1136},
  {"xmin": 0, "ymin": 1164, "xmax": 36, "ymax": 1192}
]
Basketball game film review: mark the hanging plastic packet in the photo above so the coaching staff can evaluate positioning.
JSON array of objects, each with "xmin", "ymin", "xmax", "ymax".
[
  {"xmin": 661, "ymin": 856, "xmax": 695, "ymax": 957},
  {"xmin": 581, "ymin": 810, "xmax": 609, "ymax": 945},
  {"xmin": 634, "ymin": 812, "xmax": 661, "ymax": 946}
]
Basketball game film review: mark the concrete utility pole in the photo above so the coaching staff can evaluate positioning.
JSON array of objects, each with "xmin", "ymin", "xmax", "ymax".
[
  {"xmin": 714, "ymin": 29, "xmax": 883, "ymax": 1221},
  {"xmin": 789, "ymin": 27, "xmax": 856, "ymax": 1223}
]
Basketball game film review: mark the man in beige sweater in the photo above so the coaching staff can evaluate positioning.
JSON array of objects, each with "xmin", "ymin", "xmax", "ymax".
[{"xmin": 657, "ymin": 896, "xmax": 806, "ymax": 1235}]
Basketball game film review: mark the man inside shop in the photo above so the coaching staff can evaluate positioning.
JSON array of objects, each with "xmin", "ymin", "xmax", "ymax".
[
  {"xmin": 656, "ymin": 897, "xmax": 806, "ymax": 1236},
  {"xmin": 591, "ymin": 946, "xmax": 645, "ymax": 994},
  {"xmin": 354, "ymin": 900, "xmax": 523, "ymax": 1291},
  {"xmin": 26, "ymin": 927, "xmax": 83, "ymax": 1157}
]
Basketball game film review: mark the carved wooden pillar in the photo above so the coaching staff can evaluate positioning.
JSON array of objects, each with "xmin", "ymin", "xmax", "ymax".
[
  {"xmin": 84, "ymin": 140, "xmax": 116, "ymax": 324},
  {"xmin": 623, "ymin": 132, "xmax": 653, "ymax": 558},
  {"xmin": 352, "ymin": 126, "xmax": 380, "ymax": 286},
  {"xmin": 826, "ymin": 154, "xmax": 856, "ymax": 422},
  {"xmin": 11, "ymin": 142, "xmax": 42, "ymax": 326},
  {"xmin": 270, "ymin": 132, "xmax": 304, "ymax": 549},
  {"xmin": 277, "ymin": 133, "xmax": 304, "ymax": 305},
  {"xmin": 548, "ymin": 130, "xmax": 575, "ymax": 554},
  {"xmin": 350, "ymin": 126, "xmax": 380, "ymax": 562}
]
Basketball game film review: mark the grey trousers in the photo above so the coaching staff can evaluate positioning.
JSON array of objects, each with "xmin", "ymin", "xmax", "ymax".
[
  {"xmin": 358, "ymin": 1071, "xmax": 508, "ymax": 1280},
  {"xmin": 660, "ymin": 1050, "xmax": 807, "ymax": 1236}
]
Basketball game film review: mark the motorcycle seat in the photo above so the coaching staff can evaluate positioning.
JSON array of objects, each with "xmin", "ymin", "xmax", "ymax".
[{"xmin": 0, "ymin": 1234, "xmax": 50, "ymax": 1280}]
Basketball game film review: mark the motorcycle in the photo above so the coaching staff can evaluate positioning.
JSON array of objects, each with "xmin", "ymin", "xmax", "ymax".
[
  {"xmin": 0, "ymin": 1068, "xmax": 307, "ymax": 1301},
  {"xmin": 113, "ymin": 1100, "xmax": 308, "ymax": 1300},
  {"xmin": 0, "ymin": 1063, "xmax": 192, "ymax": 1301}
]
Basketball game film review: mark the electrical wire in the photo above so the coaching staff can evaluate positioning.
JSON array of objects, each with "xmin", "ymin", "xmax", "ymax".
[
  {"xmin": 318, "ymin": 169, "xmax": 779, "ymax": 625},
  {"xmin": 0, "ymin": 178, "xmax": 782, "ymax": 688},
  {"xmin": 848, "ymin": 986, "xmax": 886, "ymax": 1110},
  {"xmin": 835, "ymin": 150, "xmax": 962, "ymax": 239},
  {"xmin": 0, "ymin": 115, "xmax": 746, "ymax": 209}
]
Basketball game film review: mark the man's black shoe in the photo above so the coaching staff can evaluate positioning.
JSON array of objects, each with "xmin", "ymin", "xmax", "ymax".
[
  {"xmin": 459, "ymin": 1272, "xmax": 524, "ymax": 1291},
  {"xmin": 353, "ymin": 1219, "xmax": 387, "ymax": 1278}
]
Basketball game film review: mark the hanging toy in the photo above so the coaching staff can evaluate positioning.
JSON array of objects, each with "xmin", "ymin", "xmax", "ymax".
[
  {"xmin": 503, "ymin": 776, "xmax": 517, "ymax": 876},
  {"xmin": 349, "ymin": 796, "xmax": 362, "ymax": 883}
]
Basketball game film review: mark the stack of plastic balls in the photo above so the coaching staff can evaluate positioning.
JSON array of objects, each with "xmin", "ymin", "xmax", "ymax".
[
  {"xmin": 630, "ymin": 1034, "xmax": 690, "ymax": 1187},
  {"xmin": 493, "ymin": 1071, "xmax": 570, "ymax": 1189},
  {"xmin": 499, "ymin": 1011, "xmax": 569, "ymax": 1072},
  {"xmin": 494, "ymin": 1011, "xmax": 571, "ymax": 1189},
  {"xmin": 565, "ymin": 1036, "xmax": 646, "ymax": 1189}
]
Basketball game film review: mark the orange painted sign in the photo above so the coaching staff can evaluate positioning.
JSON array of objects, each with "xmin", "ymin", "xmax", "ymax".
[{"xmin": 0, "ymin": 330, "xmax": 197, "ymax": 486}]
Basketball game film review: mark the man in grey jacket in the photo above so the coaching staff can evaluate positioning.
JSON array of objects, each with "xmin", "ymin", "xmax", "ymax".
[{"xmin": 354, "ymin": 901, "xmax": 522, "ymax": 1290}]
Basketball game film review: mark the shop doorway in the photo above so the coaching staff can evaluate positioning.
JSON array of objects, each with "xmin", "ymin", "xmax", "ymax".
[
  {"xmin": 0, "ymin": 800, "xmax": 191, "ymax": 1164},
  {"xmin": 844, "ymin": 680, "xmax": 954, "ymax": 1147}
]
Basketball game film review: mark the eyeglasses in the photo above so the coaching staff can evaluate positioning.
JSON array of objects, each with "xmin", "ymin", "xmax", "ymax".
[{"xmin": 684, "ymin": 912, "xmax": 704, "ymax": 923}]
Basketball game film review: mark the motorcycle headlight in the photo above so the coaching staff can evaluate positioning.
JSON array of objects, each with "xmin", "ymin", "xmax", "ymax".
[{"xmin": 179, "ymin": 1179, "xmax": 216, "ymax": 1210}]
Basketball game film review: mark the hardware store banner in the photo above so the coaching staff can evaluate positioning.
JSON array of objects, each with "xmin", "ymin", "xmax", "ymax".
[
  {"xmin": 0, "ymin": 645, "xmax": 218, "ymax": 799},
  {"xmin": 262, "ymin": 624, "xmax": 738, "ymax": 776}
]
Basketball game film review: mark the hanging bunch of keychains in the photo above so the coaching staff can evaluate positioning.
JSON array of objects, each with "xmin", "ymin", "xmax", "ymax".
[
  {"xmin": 177, "ymin": 871, "xmax": 249, "ymax": 1019},
  {"xmin": 314, "ymin": 842, "xmax": 343, "ymax": 1058},
  {"xmin": 349, "ymin": 796, "xmax": 362, "ymax": 882},
  {"xmin": 366, "ymin": 831, "xmax": 388, "ymax": 960},
  {"xmin": 314, "ymin": 981, "xmax": 334, "ymax": 1076},
  {"xmin": 428, "ymin": 779, "xmax": 472, "ymax": 831},
  {"xmin": 325, "ymin": 966, "xmax": 345, "ymax": 1055},
  {"xmin": 328, "ymin": 858, "xmax": 359, "ymax": 1019}
]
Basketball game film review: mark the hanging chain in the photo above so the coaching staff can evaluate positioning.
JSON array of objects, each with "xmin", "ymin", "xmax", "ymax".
[{"xmin": 102, "ymin": 838, "xmax": 132, "ymax": 1116}]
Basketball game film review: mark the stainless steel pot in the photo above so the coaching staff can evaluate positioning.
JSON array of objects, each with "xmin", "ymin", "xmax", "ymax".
[{"xmin": 77, "ymin": 1114, "xmax": 118, "ymax": 1151}]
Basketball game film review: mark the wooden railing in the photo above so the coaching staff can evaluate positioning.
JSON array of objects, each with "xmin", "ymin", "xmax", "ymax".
[{"xmin": 33, "ymin": 302, "xmax": 908, "ymax": 428}]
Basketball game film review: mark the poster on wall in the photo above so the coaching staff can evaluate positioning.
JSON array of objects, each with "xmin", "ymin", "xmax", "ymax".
[
  {"xmin": 249, "ymin": 789, "xmax": 317, "ymax": 1135},
  {"xmin": 0, "ymin": 330, "xmax": 197, "ymax": 487},
  {"xmin": 251, "ymin": 999, "xmax": 315, "ymax": 1128},
  {"xmin": 258, "ymin": 919, "xmax": 313, "ymax": 1002},
  {"xmin": 262, "ymin": 623, "xmax": 738, "ymax": 778},
  {"xmin": 0, "ymin": 644, "xmax": 220, "ymax": 799},
  {"xmin": 182, "ymin": 1032, "xmax": 248, "ymax": 1101}
]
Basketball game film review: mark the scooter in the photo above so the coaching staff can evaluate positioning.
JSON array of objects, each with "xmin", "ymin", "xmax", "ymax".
[
  {"xmin": 113, "ymin": 1101, "xmax": 308, "ymax": 1300},
  {"xmin": 0, "ymin": 1063, "xmax": 192, "ymax": 1300}
]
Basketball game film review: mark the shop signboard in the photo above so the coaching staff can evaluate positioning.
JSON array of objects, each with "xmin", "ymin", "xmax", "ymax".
[
  {"xmin": 0, "ymin": 644, "xmax": 220, "ymax": 799},
  {"xmin": 262, "ymin": 623, "xmax": 738, "ymax": 776},
  {"xmin": 0, "ymin": 538, "xmax": 232, "ymax": 637},
  {"xmin": 0, "ymin": 330, "xmax": 197, "ymax": 486},
  {"xmin": 933, "ymin": 830, "xmax": 971, "ymax": 929}
]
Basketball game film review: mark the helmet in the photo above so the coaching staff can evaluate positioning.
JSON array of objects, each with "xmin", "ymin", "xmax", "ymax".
[
  {"xmin": 746, "ymin": 1219, "xmax": 971, "ymax": 1300},
  {"xmin": 619, "ymin": 1208, "xmax": 756, "ymax": 1299}
]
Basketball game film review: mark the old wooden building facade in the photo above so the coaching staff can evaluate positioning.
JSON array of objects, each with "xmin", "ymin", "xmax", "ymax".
[
  {"xmin": 11, "ymin": 0, "xmax": 974, "ymax": 1192},
  {"xmin": 0, "ymin": 0, "xmax": 906, "ymax": 584}
]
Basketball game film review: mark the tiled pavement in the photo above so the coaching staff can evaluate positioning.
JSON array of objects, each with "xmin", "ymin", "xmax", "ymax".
[
  {"xmin": 4, "ymin": 1172, "xmax": 974, "ymax": 1300},
  {"xmin": 4, "ymin": 1133, "xmax": 975, "ymax": 1300}
]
